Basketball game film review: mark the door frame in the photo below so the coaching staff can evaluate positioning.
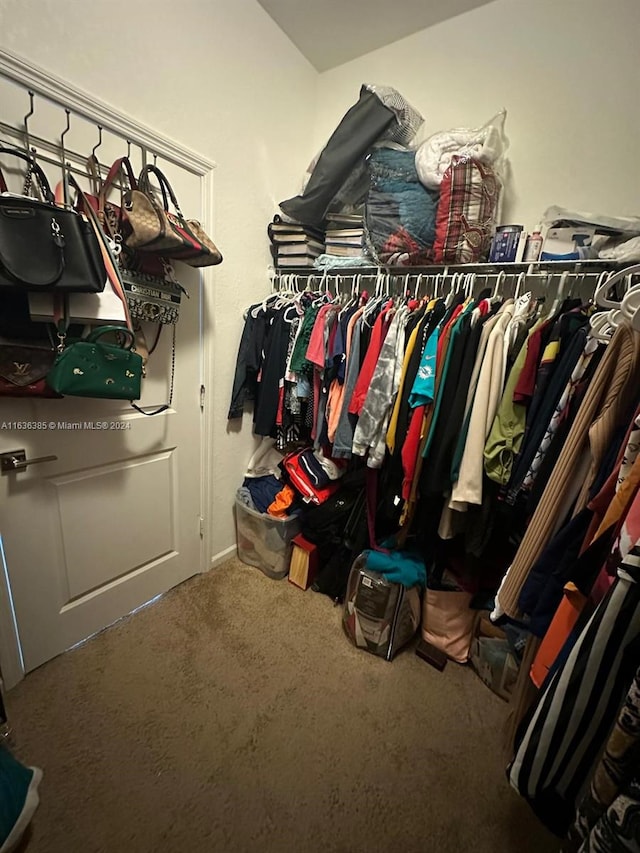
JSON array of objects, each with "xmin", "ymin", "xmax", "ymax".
[{"xmin": 0, "ymin": 47, "xmax": 217, "ymax": 689}]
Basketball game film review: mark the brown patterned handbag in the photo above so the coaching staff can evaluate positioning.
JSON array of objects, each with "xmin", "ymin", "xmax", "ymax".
[
  {"xmin": 123, "ymin": 171, "xmax": 185, "ymax": 255},
  {"xmin": 127, "ymin": 165, "xmax": 222, "ymax": 267}
]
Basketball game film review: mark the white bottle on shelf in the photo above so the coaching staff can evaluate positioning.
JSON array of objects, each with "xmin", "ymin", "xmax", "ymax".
[{"xmin": 523, "ymin": 230, "xmax": 544, "ymax": 263}]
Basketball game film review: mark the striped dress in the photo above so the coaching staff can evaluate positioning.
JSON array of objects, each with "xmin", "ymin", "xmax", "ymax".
[{"xmin": 509, "ymin": 548, "xmax": 640, "ymax": 836}]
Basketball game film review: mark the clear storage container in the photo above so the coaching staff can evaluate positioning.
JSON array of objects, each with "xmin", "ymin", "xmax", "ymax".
[{"xmin": 235, "ymin": 495, "xmax": 301, "ymax": 580}]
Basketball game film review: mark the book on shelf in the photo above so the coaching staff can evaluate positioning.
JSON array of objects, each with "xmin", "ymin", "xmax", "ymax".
[
  {"xmin": 325, "ymin": 228, "xmax": 364, "ymax": 240},
  {"xmin": 324, "ymin": 244, "xmax": 366, "ymax": 258},
  {"xmin": 276, "ymin": 254, "xmax": 318, "ymax": 268},
  {"xmin": 270, "ymin": 247, "xmax": 322, "ymax": 266},
  {"xmin": 272, "ymin": 238, "xmax": 324, "ymax": 255},
  {"xmin": 268, "ymin": 222, "xmax": 324, "ymax": 242}
]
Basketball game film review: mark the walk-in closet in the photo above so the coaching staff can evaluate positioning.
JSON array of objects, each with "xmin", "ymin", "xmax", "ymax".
[{"xmin": 0, "ymin": 1, "xmax": 639, "ymax": 851}]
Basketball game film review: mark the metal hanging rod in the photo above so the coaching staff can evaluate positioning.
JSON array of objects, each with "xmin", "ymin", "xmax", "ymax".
[
  {"xmin": 271, "ymin": 266, "xmax": 640, "ymax": 301},
  {"xmin": 273, "ymin": 260, "xmax": 628, "ymax": 277}
]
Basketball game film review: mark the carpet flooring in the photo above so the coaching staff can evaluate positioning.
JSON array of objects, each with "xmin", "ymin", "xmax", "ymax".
[{"xmin": 7, "ymin": 557, "xmax": 559, "ymax": 853}]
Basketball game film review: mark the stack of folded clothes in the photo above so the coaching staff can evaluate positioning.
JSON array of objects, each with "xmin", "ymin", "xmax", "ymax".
[{"xmin": 283, "ymin": 448, "xmax": 347, "ymax": 505}]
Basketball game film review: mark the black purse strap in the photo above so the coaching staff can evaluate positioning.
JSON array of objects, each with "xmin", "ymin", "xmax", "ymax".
[
  {"xmin": 0, "ymin": 146, "xmax": 55, "ymax": 203},
  {"xmin": 138, "ymin": 164, "xmax": 184, "ymax": 220},
  {"xmin": 129, "ymin": 323, "xmax": 176, "ymax": 416}
]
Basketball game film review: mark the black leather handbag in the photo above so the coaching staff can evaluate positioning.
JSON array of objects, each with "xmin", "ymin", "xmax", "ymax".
[{"xmin": 0, "ymin": 147, "xmax": 106, "ymax": 293}]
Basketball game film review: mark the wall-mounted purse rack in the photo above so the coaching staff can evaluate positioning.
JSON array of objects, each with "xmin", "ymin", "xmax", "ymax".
[{"xmin": 0, "ymin": 47, "xmax": 215, "ymax": 191}]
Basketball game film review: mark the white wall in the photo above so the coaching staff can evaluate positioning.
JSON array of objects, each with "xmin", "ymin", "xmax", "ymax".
[
  {"xmin": 315, "ymin": 0, "xmax": 640, "ymax": 230},
  {"xmin": 0, "ymin": 0, "xmax": 317, "ymax": 562}
]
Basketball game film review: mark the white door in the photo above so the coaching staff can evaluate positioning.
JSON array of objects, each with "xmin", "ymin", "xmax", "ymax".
[{"xmin": 0, "ymin": 134, "xmax": 207, "ymax": 686}]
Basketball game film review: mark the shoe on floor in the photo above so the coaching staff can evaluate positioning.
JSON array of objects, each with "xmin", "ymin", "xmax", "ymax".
[{"xmin": 0, "ymin": 747, "xmax": 42, "ymax": 853}]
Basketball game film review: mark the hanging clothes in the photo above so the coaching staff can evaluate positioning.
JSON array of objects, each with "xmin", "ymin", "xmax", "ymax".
[
  {"xmin": 483, "ymin": 319, "xmax": 545, "ymax": 486},
  {"xmin": 494, "ymin": 321, "xmax": 640, "ymax": 621},
  {"xmin": 567, "ymin": 665, "xmax": 640, "ymax": 851},
  {"xmin": 352, "ymin": 306, "xmax": 409, "ymax": 467},
  {"xmin": 449, "ymin": 299, "xmax": 515, "ymax": 507},
  {"xmin": 509, "ymin": 548, "xmax": 640, "ymax": 837}
]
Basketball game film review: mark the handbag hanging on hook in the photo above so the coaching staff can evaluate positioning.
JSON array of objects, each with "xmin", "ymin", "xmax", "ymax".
[
  {"xmin": 90, "ymin": 156, "xmax": 185, "ymax": 326},
  {"xmin": 52, "ymin": 169, "xmax": 175, "ymax": 414},
  {"xmin": 126, "ymin": 164, "xmax": 222, "ymax": 266},
  {"xmin": 0, "ymin": 146, "xmax": 106, "ymax": 293}
]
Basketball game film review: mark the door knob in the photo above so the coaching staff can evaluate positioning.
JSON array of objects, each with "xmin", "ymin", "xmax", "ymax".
[{"xmin": 0, "ymin": 449, "xmax": 58, "ymax": 474}]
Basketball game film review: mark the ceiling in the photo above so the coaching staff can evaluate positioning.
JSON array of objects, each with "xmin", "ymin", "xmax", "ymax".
[{"xmin": 257, "ymin": 0, "xmax": 496, "ymax": 72}]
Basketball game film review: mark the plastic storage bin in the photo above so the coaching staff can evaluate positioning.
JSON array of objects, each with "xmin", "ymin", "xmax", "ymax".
[{"xmin": 235, "ymin": 496, "xmax": 301, "ymax": 579}]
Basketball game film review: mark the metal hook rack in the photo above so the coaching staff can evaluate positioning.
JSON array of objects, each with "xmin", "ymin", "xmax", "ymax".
[
  {"xmin": 0, "ymin": 78, "xmax": 173, "ymax": 192},
  {"xmin": 23, "ymin": 89, "xmax": 34, "ymax": 151},
  {"xmin": 91, "ymin": 124, "xmax": 103, "ymax": 161}
]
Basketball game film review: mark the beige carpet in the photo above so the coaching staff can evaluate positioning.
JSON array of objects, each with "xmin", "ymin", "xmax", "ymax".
[{"xmin": 7, "ymin": 557, "xmax": 558, "ymax": 853}]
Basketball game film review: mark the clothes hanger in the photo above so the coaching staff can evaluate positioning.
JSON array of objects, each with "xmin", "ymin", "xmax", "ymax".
[
  {"xmin": 464, "ymin": 272, "xmax": 476, "ymax": 300},
  {"xmin": 413, "ymin": 273, "xmax": 423, "ymax": 301},
  {"xmin": 621, "ymin": 274, "xmax": 640, "ymax": 322},
  {"xmin": 362, "ymin": 270, "xmax": 384, "ymax": 322},
  {"xmin": 312, "ymin": 269, "xmax": 331, "ymax": 306},
  {"xmin": 444, "ymin": 271, "xmax": 460, "ymax": 309},
  {"xmin": 492, "ymin": 271, "xmax": 506, "ymax": 300},
  {"xmin": 594, "ymin": 265, "xmax": 640, "ymax": 309},
  {"xmin": 274, "ymin": 273, "xmax": 295, "ymax": 306},
  {"xmin": 433, "ymin": 271, "xmax": 442, "ymax": 300},
  {"xmin": 589, "ymin": 310, "xmax": 616, "ymax": 342},
  {"xmin": 514, "ymin": 272, "xmax": 526, "ymax": 300},
  {"xmin": 547, "ymin": 270, "xmax": 571, "ymax": 317}
]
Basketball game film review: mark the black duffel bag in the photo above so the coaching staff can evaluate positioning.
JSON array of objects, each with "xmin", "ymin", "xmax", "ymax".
[{"xmin": 0, "ymin": 146, "xmax": 105, "ymax": 293}]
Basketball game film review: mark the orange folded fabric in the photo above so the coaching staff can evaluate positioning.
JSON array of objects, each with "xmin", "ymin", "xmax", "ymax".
[{"xmin": 267, "ymin": 485, "xmax": 296, "ymax": 518}]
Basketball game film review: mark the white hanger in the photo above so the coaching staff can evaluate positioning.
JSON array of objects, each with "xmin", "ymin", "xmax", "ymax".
[
  {"xmin": 465, "ymin": 272, "xmax": 477, "ymax": 300},
  {"xmin": 413, "ymin": 273, "xmax": 423, "ymax": 300},
  {"xmin": 444, "ymin": 271, "xmax": 460, "ymax": 308},
  {"xmin": 589, "ymin": 310, "xmax": 616, "ymax": 342},
  {"xmin": 548, "ymin": 270, "xmax": 571, "ymax": 316},
  {"xmin": 492, "ymin": 270, "xmax": 506, "ymax": 299},
  {"xmin": 353, "ymin": 273, "xmax": 361, "ymax": 299},
  {"xmin": 514, "ymin": 272, "xmax": 527, "ymax": 300},
  {"xmin": 621, "ymin": 277, "xmax": 640, "ymax": 322},
  {"xmin": 433, "ymin": 271, "xmax": 442, "ymax": 299},
  {"xmin": 594, "ymin": 264, "xmax": 640, "ymax": 309}
]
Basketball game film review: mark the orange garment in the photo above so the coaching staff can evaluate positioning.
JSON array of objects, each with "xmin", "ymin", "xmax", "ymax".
[
  {"xmin": 530, "ymin": 583, "xmax": 587, "ymax": 688},
  {"xmin": 326, "ymin": 307, "xmax": 364, "ymax": 444},
  {"xmin": 267, "ymin": 485, "xmax": 296, "ymax": 518},
  {"xmin": 530, "ymin": 449, "xmax": 640, "ymax": 686}
]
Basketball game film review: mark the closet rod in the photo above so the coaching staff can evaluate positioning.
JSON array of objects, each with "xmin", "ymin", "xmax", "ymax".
[
  {"xmin": 272, "ymin": 269, "xmax": 631, "ymax": 286},
  {"xmin": 273, "ymin": 260, "xmax": 627, "ymax": 276}
]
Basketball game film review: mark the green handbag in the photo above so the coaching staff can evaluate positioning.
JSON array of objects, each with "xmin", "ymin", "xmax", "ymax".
[{"xmin": 47, "ymin": 325, "xmax": 143, "ymax": 400}]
